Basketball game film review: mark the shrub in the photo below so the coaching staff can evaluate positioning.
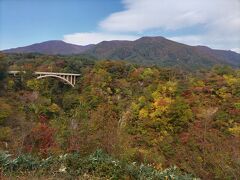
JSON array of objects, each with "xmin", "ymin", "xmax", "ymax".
[
  {"xmin": 0, "ymin": 127, "xmax": 12, "ymax": 142},
  {"xmin": 0, "ymin": 150, "xmax": 199, "ymax": 179},
  {"xmin": 23, "ymin": 124, "xmax": 56, "ymax": 156},
  {"xmin": 0, "ymin": 100, "xmax": 12, "ymax": 125}
]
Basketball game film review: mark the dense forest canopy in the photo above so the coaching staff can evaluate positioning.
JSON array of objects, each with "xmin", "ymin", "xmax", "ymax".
[{"xmin": 0, "ymin": 53, "xmax": 239, "ymax": 179}]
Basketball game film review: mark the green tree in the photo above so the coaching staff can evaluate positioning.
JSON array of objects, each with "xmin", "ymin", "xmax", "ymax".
[
  {"xmin": 168, "ymin": 97, "xmax": 193, "ymax": 132},
  {"xmin": 0, "ymin": 99, "xmax": 12, "ymax": 125},
  {"xmin": 0, "ymin": 53, "xmax": 8, "ymax": 91}
]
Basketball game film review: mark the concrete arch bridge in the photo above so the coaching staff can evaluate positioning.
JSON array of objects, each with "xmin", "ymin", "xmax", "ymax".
[{"xmin": 8, "ymin": 71, "xmax": 81, "ymax": 87}]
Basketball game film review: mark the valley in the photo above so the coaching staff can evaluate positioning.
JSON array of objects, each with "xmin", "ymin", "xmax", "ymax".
[{"xmin": 0, "ymin": 53, "xmax": 239, "ymax": 179}]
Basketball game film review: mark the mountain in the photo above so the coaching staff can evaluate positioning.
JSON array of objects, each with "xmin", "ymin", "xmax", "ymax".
[
  {"xmin": 85, "ymin": 37, "xmax": 240, "ymax": 68},
  {"xmin": 195, "ymin": 46, "xmax": 240, "ymax": 66},
  {"xmin": 2, "ymin": 40, "xmax": 94, "ymax": 55},
  {"xmin": 2, "ymin": 37, "xmax": 240, "ymax": 68}
]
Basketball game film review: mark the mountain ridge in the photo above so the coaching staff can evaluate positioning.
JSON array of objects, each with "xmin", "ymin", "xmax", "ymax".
[
  {"xmin": 3, "ymin": 40, "xmax": 94, "ymax": 55},
  {"xmin": 2, "ymin": 36, "xmax": 240, "ymax": 68},
  {"xmin": 83, "ymin": 36, "xmax": 240, "ymax": 68}
]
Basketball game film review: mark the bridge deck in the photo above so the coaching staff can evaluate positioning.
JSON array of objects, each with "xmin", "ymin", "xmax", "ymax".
[
  {"xmin": 35, "ymin": 72, "xmax": 81, "ymax": 76},
  {"xmin": 8, "ymin": 71, "xmax": 80, "ymax": 76}
]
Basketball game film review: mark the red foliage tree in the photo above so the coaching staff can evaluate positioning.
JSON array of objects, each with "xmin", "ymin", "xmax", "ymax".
[{"xmin": 23, "ymin": 123, "xmax": 56, "ymax": 156}]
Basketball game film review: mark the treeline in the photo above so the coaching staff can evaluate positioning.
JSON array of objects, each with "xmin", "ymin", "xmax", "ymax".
[{"xmin": 0, "ymin": 53, "xmax": 239, "ymax": 179}]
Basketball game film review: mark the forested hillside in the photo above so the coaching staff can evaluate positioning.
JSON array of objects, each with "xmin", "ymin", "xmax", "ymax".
[
  {"xmin": 85, "ymin": 37, "xmax": 240, "ymax": 69},
  {"xmin": 0, "ymin": 53, "xmax": 239, "ymax": 179},
  {"xmin": 3, "ymin": 37, "xmax": 240, "ymax": 70}
]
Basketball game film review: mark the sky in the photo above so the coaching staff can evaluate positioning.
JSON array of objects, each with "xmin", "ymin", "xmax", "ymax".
[{"xmin": 0, "ymin": 0, "xmax": 240, "ymax": 53}]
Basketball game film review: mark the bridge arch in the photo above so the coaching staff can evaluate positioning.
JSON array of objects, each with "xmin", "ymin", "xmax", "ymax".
[
  {"xmin": 36, "ymin": 74, "xmax": 75, "ymax": 87},
  {"xmin": 8, "ymin": 71, "xmax": 81, "ymax": 88}
]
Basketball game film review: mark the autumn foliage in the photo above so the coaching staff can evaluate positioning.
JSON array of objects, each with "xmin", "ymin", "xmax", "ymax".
[
  {"xmin": 0, "ymin": 54, "xmax": 239, "ymax": 179},
  {"xmin": 23, "ymin": 116, "xmax": 56, "ymax": 156}
]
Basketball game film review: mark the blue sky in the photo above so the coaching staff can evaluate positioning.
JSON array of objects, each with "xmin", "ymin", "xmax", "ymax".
[
  {"xmin": 0, "ymin": 0, "xmax": 122, "ymax": 49},
  {"xmin": 1, "ymin": 0, "xmax": 240, "ymax": 52}
]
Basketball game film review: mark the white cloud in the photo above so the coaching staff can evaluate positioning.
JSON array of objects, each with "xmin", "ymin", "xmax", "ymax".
[
  {"xmin": 231, "ymin": 48, "xmax": 240, "ymax": 53},
  {"xmin": 63, "ymin": 32, "xmax": 139, "ymax": 45},
  {"xmin": 169, "ymin": 35, "xmax": 203, "ymax": 46},
  {"xmin": 100, "ymin": 0, "xmax": 240, "ymax": 32},
  {"xmin": 63, "ymin": 0, "xmax": 240, "ymax": 51},
  {"xmin": 169, "ymin": 34, "xmax": 240, "ymax": 51},
  {"xmin": 99, "ymin": 0, "xmax": 240, "ymax": 50}
]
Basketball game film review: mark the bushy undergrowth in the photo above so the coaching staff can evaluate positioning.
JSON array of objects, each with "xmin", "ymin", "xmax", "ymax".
[{"xmin": 0, "ymin": 150, "xmax": 198, "ymax": 179}]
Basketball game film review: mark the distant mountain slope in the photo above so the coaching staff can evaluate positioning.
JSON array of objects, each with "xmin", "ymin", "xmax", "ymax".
[
  {"xmin": 2, "ymin": 37, "xmax": 240, "ymax": 68},
  {"xmin": 195, "ymin": 46, "xmax": 240, "ymax": 66},
  {"xmin": 3, "ymin": 40, "xmax": 94, "ymax": 55},
  {"xmin": 85, "ymin": 37, "xmax": 240, "ymax": 68}
]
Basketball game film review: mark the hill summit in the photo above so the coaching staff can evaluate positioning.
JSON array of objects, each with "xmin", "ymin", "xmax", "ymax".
[{"xmin": 2, "ymin": 36, "xmax": 240, "ymax": 68}]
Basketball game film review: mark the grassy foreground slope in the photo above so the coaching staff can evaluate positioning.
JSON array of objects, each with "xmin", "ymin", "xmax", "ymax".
[{"xmin": 0, "ymin": 53, "xmax": 239, "ymax": 179}]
